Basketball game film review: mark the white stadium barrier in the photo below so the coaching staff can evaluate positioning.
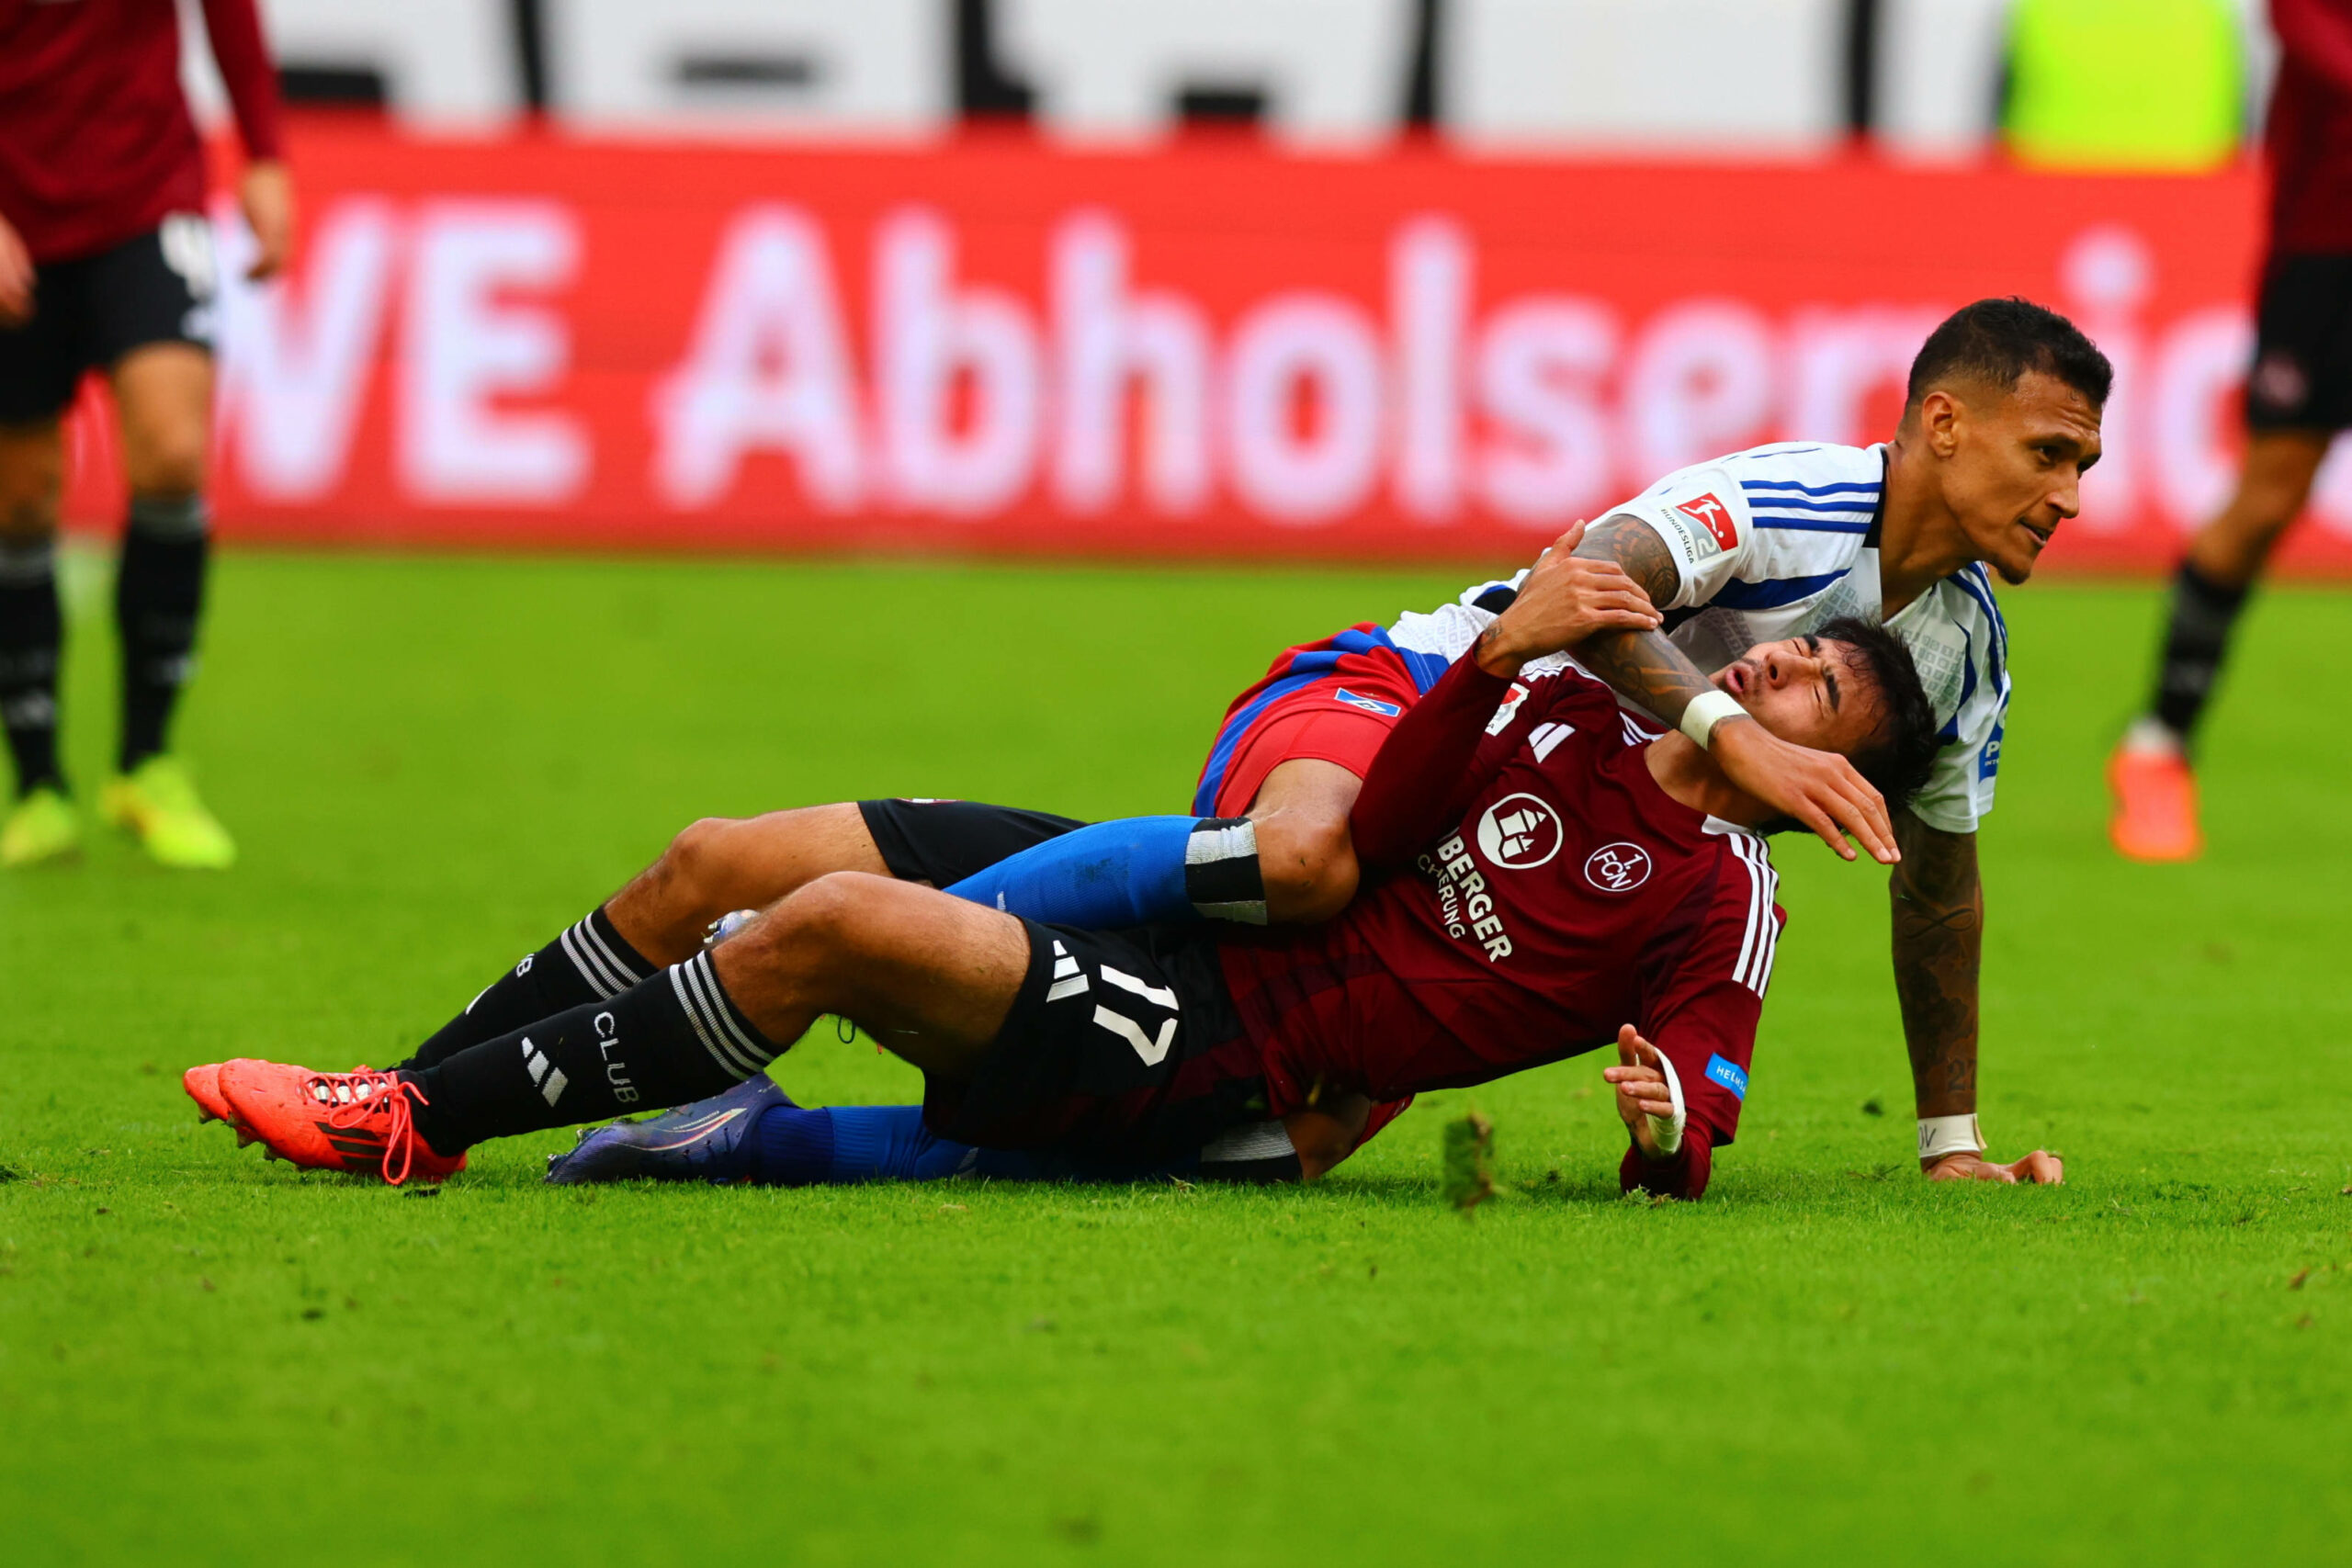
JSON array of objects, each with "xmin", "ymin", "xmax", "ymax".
[
  {"xmin": 542, "ymin": 0, "xmax": 952, "ymax": 138},
  {"xmin": 1442, "ymin": 0, "xmax": 1849, "ymax": 152},
  {"xmin": 995, "ymin": 0, "xmax": 1419, "ymax": 148},
  {"xmin": 1873, "ymin": 0, "xmax": 2013, "ymax": 158},
  {"xmin": 181, "ymin": 0, "xmax": 525, "ymax": 129}
]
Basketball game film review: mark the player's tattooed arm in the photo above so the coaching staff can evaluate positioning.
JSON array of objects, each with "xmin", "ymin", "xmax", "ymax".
[
  {"xmin": 1888, "ymin": 809, "xmax": 1981, "ymax": 1124},
  {"xmin": 1565, "ymin": 514, "xmax": 1717, "ymax": 725}
]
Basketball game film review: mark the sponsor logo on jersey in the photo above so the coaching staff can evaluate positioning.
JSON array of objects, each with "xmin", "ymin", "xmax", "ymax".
[
  {"xmin": 1676, "ymin": 492, "xmax": 1740, "ymax": 552},
  {"xmin": 1582, "ymin": 840, "xmax": 1652, "ymax": 893},
  {"xmin": 1705, "ymin": 1054, "xmax": 1748, "ymax": 1099},
  {"xmin": 1484, "ymin": 682, "xmax": 1532, "ymax": 736},
  {"xmin": 1978, "ymin": 719, "xmax": 2004, "ymax": 781},
  {"xmin": 1476, "ymin": 793, "xmax": 1564, "ymax": 870},
  {"xmin": 1334, "ymin": 687, "xmax": 1403, "ymax": 717},
  {"xmin": 1420, "ymin": 830, "xmax": 1514, "ymax": 962}
]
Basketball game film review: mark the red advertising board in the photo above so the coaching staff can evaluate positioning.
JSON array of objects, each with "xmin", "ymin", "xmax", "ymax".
[{"xmin": 62, "ymin": 118, "xmax": 2352, "ymax": 572}]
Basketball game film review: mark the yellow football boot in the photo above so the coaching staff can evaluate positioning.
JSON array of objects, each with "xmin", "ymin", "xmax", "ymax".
[
  {"xmin": 1, "ymin": 785, "xmax": 81, "ymax": 867},
  {"xmin": 100, "ymin": 756, "xmax": 236, "ymax": 870}
]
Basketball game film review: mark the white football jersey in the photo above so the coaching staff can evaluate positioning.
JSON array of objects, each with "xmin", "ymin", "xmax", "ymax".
[{"xmin": 1387, "ymin": 442, "xmax": 2008, "ymax": 836}]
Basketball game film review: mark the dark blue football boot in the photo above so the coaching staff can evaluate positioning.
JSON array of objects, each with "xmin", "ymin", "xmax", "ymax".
[{"xmin": 544, "ymin": 1075, "xmax": 789, "ymax": 1185}]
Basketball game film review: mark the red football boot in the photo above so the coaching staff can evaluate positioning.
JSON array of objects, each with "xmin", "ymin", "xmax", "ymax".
[
  {"xmin": 220, "ymin": 1062, "xmax": 467, "ymax": 1185},
  {"xmin": 184, "ymin": 1060, "xmax": 265, "ymax": 1145},
  {"xmin": 2108, "ymin": 741, "xmax": 2203, "ymax": 863}
]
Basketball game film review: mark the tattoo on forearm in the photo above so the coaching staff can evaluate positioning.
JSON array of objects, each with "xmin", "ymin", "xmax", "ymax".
[
  {"xmin": 1570, "ymin": 514, "xmax": 1714, "ymax": 725},
  {"xmin": 1888, "ymin": 812, "xmax": 1981, "ymax": 1118}
]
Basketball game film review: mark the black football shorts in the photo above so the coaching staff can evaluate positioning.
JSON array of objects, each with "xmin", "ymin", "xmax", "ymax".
[
  {"xmin": 2246, "ymin": 253, "xmax": 2352, "ymax": 433},
  {"xmin": 0, "ymin": 215, "xmax": 218, "ymax": 425},
  {"xmin": 922, "ymin": 917, "xmax": 1270, "ymax": 1168},
  {"xmin": 857, "ymin": 797, "xmax": 1085, "ymax": 888}
]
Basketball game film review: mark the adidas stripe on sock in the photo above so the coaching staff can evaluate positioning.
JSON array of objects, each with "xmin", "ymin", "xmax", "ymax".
[
  {"xmin": 668, "ymin": 949, "xmax": 781, "ymax": 1080},
  {"xmin": 403, "ymin": 906, "xmax": 653, "ymax": 1070}
]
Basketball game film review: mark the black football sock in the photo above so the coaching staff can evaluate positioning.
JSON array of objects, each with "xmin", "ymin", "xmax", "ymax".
[
  {"xmin": 407, "ymin": 950, "xmax": 780, "ymax": 1154},
  {"xmin": 115, "ymin": 493, "xmax": 209, "ymax": 773},
  {"xmin": 402, "ymin": 906, "xmax": 653, "ymax": 1070},
  {"xmin": 2149, "ymin": 560, "xmax": 2253, "ymax": 746},
  {"xmin": 0, "ymin": 536, "xmax": 64, "ymax": 796}
]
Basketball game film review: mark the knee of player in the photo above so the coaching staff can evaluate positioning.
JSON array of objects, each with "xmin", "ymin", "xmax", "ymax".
[
  {"xmin": 658, "ymin": 817, "xmax": 743, "ymax": 901},
  {"xmin": 130, "ymin": 442, "xmax": 208, "ymax": 502},
  {"xmin": 0, "ymin": 494, "xmax": 58, "ymax": 545},
  {"xmin": 1255, "ymin": 815, "xmax": 1359, "ymax": 925},
  {"xmin": 767, "ymin": 872, "xmax": 896, "ymax": 969}
]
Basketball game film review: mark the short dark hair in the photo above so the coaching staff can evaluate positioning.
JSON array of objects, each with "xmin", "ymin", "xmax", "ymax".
[
  {"xmin": 1816, "ymin": 616, "xmax": 1940, "ymax": 811},
  {"xmin": 1905, "ymin": 297, "xmax": 2112, "ymax": 411}
]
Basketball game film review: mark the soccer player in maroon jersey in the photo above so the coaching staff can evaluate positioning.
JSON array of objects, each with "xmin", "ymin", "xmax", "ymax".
[
  {"xmin": 2110, "ymin": 0, "xmax": 2352, "ymax": 861},
  {"xmin": 0, "ymin": 0, "xmax": 290, "ymax": 868},
  {"xmin": 206, "ymin": 545, "xmax": 2044, "ymax": 1199}
]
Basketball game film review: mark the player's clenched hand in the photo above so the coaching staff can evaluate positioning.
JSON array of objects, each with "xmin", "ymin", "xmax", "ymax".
[
  {"xmin": 240, "ymin": 161, "xmax": 295, "ymax": 281},
  {"xmin": 0, "ymin": 213, "xmax": 33, "ymax": 327},
  {"xmin": 1475, "ymin": 522, "xmax": 1660, "ymax": 676},
  {"xmin": 1925, "ymin": 1149, "xmax": 2064, "ymax": 1185},
  {"xmin": 1604, "ymin": 1024, "xmax": 1676, "ymax": 1158},
  {"xmin": 1708, "ymin": 718, "xmax": 1898, "ymax": 864}
]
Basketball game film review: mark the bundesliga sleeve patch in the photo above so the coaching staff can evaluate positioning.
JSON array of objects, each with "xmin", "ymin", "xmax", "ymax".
[
  {"xmin": 1705, "ymin": 1055, "xmax": 1748, "ymax": 1099},
  {"xmin": 1675, "ymin": 493, "xmax": 1740, "ymax": 553}
]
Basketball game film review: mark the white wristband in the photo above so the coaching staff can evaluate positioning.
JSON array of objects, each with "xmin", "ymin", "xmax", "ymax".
[
  {"xmin": 1645, "ymin": 1049, "xmax": 1688, "ymax": 1156},
  {"xmin": 1679, "ymin": 690, "xmax": 1747, "ymax": 750},
  {"xmin": 1918, "ymin": 1113, "xmax": 1984, "ymax": 1163}
]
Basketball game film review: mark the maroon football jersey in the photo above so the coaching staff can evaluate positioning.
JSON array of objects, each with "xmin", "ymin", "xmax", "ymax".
[
  {"xmin": 1217, "ymin": 654, "xmax": 1779, "ymax": 1177},
  {"xmin": 0, "ymin": 0, "xmax": 282, "ymax": 262}
]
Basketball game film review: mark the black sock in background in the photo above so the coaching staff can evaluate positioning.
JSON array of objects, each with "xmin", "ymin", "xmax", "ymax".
[
  {"xmin": 409, "ymin": 951, "xmax": 778, "ymax": 1154},
  {"xmin": 115, "ymin": 494, "xmax": 209, "ymax": 773},
  {"xmin": 0, "ymin": 536, "xmax": 63, "ymax": 795},
  {"xmin": 403, "ymin": 907, "xmax": 652, "ymax": 1070},
  {"xmin": 2151, "ymin": 560, "xmax": 2253, "ymax": 743}
]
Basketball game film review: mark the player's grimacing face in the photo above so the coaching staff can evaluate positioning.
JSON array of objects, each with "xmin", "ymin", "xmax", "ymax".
[
  {"xmin": 1714, "ymin": 636, "xmax": 1884, "ymax": 757},
  {"xmin": 1939, "ymin": 370, "xmax": 2104, "ymax": 586}
]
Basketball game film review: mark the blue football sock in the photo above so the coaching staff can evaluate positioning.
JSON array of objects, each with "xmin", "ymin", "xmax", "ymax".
[
  {"xmin": 826, "ymin": 1104, "xmax": 979, "ymax": 1183},
  {"xmin": 749, "ymin": 1104, "xmax": 838, "ymax": 1185},
  {"xmin": 944, "ymin": 814, "xmax": 1265, "ymax": 927}
]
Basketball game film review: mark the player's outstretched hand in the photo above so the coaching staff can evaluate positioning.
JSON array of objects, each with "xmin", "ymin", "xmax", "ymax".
[
  {"xmin": 1708, "ymin": 717, "xmax": 1898, "ymax": 864},
  {"xmin": 1603, "ymin": 1024, "xmax": 1676, "ymax": 1158},
  {"xmin": 1924, "ymin": 1149, "xmax": 2064, "ymax": 1185},
  {"xmin": 1475, "ymin": 522, "xmax": 1660, "ymax": 676},
  {"xmin": 0, "ymin": 213, "xmax": 32, "ymax": 327},
  {"xmin": 240, "ymin": 160, "xmax": 296, "ymax": 281}
]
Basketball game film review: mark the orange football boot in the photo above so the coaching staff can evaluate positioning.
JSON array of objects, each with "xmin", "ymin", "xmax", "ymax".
[
  {"xmin": 220, "ymin": 1062, "xmax": 466, "ymax": 1185},
  {"xmin": 184, "ymin": 1060, "xmax": 266, "ymax": 1145},
  {"xmin": 2108, "ymin": 743, "xmax": 2203, "ymax": 863}
]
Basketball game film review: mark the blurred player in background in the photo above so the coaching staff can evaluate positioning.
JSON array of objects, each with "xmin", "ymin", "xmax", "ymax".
[
  {"xmin": 0, "ymin": 0, "xmax": 291, "ymax": 869},
  {"xmin": 2109, "ymin": 0, "xmax": 2352, "ymax": 861}
]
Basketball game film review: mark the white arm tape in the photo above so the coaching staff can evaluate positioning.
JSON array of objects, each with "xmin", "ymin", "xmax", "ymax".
[
  {"xmin": 1645, "ymin": 1048, "xmax": 1687, "ymax": 1157},
  {"xmin": 1918, "ymin": 1112, "xmax": 1984, "ymax": 1162},
  {"xmin": 1679, "ymin": 690, "xmax": 1747, "ymax": 750}
]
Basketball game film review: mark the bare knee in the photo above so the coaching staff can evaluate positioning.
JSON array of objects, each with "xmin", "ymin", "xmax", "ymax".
[
  {"xmin": 756, "ymin": 871, "xmax": 888, "ymax": 973},
  {"xmin": 1253, "ymin": 811, "xmax": 1360, "ymax": 925},
  {"xmin": 639, "ymin": 816, "xmax": 750, "ymax": 929},
  {"xmin": 0, "ymin": 427, "xmax": 62, "ymax": 545}
]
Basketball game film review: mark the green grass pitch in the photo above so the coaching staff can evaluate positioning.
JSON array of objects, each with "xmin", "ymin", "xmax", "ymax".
[{"xmin": 3, "ymin": 547, "xmax": 2348, "ymax": 1564}]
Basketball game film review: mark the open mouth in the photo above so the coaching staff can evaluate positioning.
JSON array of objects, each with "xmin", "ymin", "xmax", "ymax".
[
  {"xmin": 2021, "ymin": 517, "xmax": 2054, "ymax": 547},
  {"xmin": 1722, "ymin": 662, "xmax": 1752, "ymax": 697}
]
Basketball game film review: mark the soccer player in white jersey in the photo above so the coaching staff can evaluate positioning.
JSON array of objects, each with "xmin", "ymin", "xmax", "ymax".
[{"xmin": 1347, "ymin": 298, "xmax": 2103, "ymax": 1181}]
